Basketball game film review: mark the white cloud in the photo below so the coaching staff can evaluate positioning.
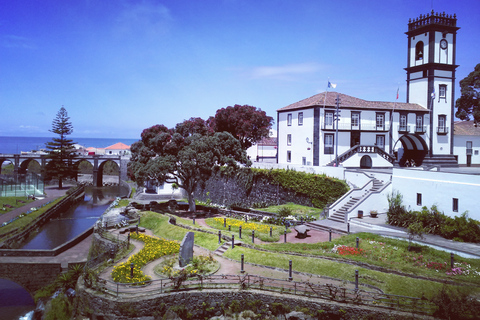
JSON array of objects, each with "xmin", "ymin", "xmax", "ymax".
[{"xmin": 250, "ymin": 63, "xmax": 323, "ymax": 80}]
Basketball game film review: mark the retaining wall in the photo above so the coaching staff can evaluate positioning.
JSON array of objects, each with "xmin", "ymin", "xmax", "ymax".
[{"xmin": 76, "ymin": 284, "xmax": 425, "ymax": 320}]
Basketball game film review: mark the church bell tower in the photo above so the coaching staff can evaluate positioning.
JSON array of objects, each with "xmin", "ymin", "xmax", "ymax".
[{"xmin": 405, "ymin": 10, "xmax": 459, "ymax": 157}]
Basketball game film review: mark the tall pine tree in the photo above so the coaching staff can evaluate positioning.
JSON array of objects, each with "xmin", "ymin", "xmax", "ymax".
[{"xmin": 44, "ymin": 107, "xmax": 77, "ymax": 188}]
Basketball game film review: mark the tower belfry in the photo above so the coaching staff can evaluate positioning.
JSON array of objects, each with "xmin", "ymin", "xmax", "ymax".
[{"xmin": 405, "ymin": 10, "xmax": 459, "ymax": 159}]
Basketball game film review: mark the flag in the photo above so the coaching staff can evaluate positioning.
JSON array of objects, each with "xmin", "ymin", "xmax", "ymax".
[
  {"xmin": 328, "ymin": 81, "xmax": 337, "ymax": 89},
  {"xmin": 431, "ymin": 88, "xmax": 435, "ymax": 99},
  {"xmin": 396, "ymin": 88, "xmax": 399, "ymax": 100}
]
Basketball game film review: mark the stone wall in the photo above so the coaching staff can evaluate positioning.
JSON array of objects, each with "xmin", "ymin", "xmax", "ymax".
[
  {"xmin": 194, "ymin": 172, "xmax": 313, "ymax": 209},
  {"xmin": 0, "ymin": 262, "xmax": 62, "ymax": 295},
  {"xmin": 76, "ymin": 283, "xmax": 423, "ymax": 319}
]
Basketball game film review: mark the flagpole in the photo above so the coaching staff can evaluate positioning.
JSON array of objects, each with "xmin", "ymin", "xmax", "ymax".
[{"xmin": 389, "ymin": 87, "xmax": 399, "ymax": 154}]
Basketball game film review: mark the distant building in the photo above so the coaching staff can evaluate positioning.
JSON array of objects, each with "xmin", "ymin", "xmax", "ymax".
[
  {"xmin": 86, "ymin": 146, "xmax": 105, "ymax": 155},
  {"xmin": 247, "ymin": 136, "xmax": 277, "ymax": 163},
  {"xmin": 454, "ymin": 121, "xmax": 480, "ymax": 166},
  {"xmin": 105, "ymin": 142, "xmax": 131, "ymax": 156}
]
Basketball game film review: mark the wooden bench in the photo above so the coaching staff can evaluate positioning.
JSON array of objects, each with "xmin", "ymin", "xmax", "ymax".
[{"xmin": 294, "ymin": 225, "xmax": 310, "ymax": 239}]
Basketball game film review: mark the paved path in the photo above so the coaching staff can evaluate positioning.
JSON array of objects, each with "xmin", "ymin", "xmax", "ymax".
[{"xmin": 0, "ymin": 185, "xmax": 73, "ymax": 225}]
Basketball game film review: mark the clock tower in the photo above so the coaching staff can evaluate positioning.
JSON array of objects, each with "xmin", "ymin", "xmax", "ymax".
[{"xmin": 405, "ymin": 10, "xmax": 459, "ymax": 158}]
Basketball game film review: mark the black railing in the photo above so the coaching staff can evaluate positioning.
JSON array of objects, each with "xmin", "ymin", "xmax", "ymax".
[
  {"xmin": 408, "ymin": 11, "xmax": 457, "ymax": 31},
  {"xmin": 437, "ymin": 127, "xmax": 449, "ymax": 135},
  {"xmin": 85, "ymin": 273, "xmax": 436, "ymax": 315}
]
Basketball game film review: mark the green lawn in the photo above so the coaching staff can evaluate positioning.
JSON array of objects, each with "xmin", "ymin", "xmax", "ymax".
[
  {"xmin": 138, "ymin": 210, "xmax": 480, "ymax": 298},
  {"xmin": 205, "ymin": 217, "xmax": 288, "ymax": 242},
  {"xmin": 0, "ymin": 196, "xmax": 35, "ymax": 214},
  {"xmin": 260, "ymin": 202, "xmax": 323, "ymax": 220},
  {"xmin": 0, "ymin": 197, "xmax": 64, "ymax": 239}
]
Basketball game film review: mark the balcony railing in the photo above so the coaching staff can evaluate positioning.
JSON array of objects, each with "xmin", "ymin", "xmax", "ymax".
[
  {"xmin": 398, "ymin": 125, "xmax": 410, "ymax": 133},
  {"xmin": 415, "ymin": 125, "xmax": 426, "ymax": 133},
  {"xmin": 437, "ymin": 127, "xmax": 449, "ymax": 135},
  {"xmin": 321, "ymin": 123, "xmax": 387, "ymax": 131}
]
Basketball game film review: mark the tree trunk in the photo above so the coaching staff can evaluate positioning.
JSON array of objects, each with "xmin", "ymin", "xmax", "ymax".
[
  {"xmin": 187, "ymin": 192, "xmax": 196, "ymax": 212},
  {"xmin": 59, "ymin": 177, "xmax": 63, "ymax": 189}
]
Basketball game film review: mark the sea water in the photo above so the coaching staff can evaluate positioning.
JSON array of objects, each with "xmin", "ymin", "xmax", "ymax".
[{"xmin": 0, "ymin": 136, "xmax": 138, "ymax": 154}]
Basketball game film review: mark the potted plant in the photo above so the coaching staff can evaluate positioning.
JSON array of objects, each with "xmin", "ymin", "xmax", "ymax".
[{"xmin": 370, "ymin": 210, "xmax": 378, "ymax": 218}]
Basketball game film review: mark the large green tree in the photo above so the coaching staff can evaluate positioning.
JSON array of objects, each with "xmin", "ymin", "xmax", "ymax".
[
  {"xmin": 44, "ymin": 107, "xmax": 77, "ymax": 188},
  {"xmin": 128, "ymin": 120, "xmax": 250, "ymax": 212},
  {"xmin": 208, "ymin": 104, "xmax": 274, "ymax": 150},
  {"xmin": 455, "ymin": 63, "xmax": 480, "ymax": 125}
]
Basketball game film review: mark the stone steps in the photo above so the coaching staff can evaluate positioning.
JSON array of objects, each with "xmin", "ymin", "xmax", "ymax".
[{"xmin": 328, "ymin": 178, "xmax": 385, "ymax": 223}]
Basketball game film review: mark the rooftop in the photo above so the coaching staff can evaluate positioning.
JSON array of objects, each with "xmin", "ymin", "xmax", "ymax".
[
  {"xmin": 105, "ymin": 142, "xmax": 131, "ymax": 150},
  {"xmin": 278, "ymin": 92, "xmax": 427, "ymax": 112},
  {"xmin": 454, "ymin": 121, "xmax": 480, "ymax": 136}
]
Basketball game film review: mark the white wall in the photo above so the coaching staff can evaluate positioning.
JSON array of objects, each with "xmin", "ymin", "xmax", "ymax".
[
  {"xmin": 392, "ymin": 168, "xmax": 480, "ymax": 219},
  {"xmin": 454, "ymin": 135, "xmax": 480, "ymax": 166}
]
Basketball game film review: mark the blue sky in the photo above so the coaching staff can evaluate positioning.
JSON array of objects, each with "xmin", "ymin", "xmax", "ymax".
[{"xmin": 1, "ymin": 0, "xmax": 479, "ymax": 139}]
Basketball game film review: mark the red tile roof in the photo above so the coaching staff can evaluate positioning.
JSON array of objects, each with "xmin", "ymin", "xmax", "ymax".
[
  {"xmin": 277, "ymin": 92, "xmax": 427, "ymax": 112},
  {"xmin": 454, "ymin": 121, "xmax": 480, "ymax": 136},
  {"xmin": 105, "ymin": 142, "xmax": 131, "ymax": 150}
]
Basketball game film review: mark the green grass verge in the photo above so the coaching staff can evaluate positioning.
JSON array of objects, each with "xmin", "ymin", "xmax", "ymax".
[
  {"xmin": 256, "ymin": 232, "xmax": 480, "ymax": 285},
  {"xmin": 139, "ymin": 211, "xmax": 221, "ymax": 251},
  {"xmin": 0, "ymin": 197, "xmax": 64, "ymax": 238},
  {"xmin": 0, "ymin": 196, "xmax": 35, "ymax": 214},
  {"xmin": 205, "ymin": 217, "xmax": 288, "ymax": 242},
  {"xmin": 138, "ymin": 211, "xmax": 480, "ymax": 298},
  {"xmin": 260, "ymin": 202, "xmax": 323, "ymax": 219},
  {"xmin": 223, "ymin": 245, "xmax": 471, "ymax": 298}
]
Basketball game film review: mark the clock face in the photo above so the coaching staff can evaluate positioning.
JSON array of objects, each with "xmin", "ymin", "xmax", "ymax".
[{"xmin": 440, "ymin": 39, "xmax": 448, "ymax": 49}]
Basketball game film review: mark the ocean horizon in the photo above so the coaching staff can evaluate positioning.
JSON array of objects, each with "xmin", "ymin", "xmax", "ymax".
[{"xmin": 0, "ymin": 136, "xmax": 139, "ymax": 154}]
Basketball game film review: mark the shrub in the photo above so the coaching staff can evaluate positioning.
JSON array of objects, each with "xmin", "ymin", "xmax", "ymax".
[{"xmin": 387, "ymin": 192, "xmax": 480, "ymax": 243}]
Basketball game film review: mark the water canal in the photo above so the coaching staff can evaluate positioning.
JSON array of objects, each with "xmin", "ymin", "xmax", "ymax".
[{"xmin": 0, "ymin": 185, "xmax": 129, "ymax": 320}]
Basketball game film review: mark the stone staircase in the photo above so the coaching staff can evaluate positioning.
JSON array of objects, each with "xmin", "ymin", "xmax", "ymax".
[
  {"xmin": 214, "ymin": 243, "xmax": 230, "ymax": 256},
  {"xmin": 421, "ymin": 154, "xmax": 459, "ymax": 168},
  {"xmin": 327, "ymin": 178, "xmax": 386, "ymax": 223}
]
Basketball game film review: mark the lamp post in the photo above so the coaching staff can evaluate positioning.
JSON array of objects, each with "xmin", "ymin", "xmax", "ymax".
[{"xmin": 335, "ymin": 94, "xmax": 341, "ymax": 166}]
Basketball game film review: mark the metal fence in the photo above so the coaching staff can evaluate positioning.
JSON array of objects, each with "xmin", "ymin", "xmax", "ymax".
[{"xmin": 85, "ymin": 273, "xmax": 436, "ymax": 315}]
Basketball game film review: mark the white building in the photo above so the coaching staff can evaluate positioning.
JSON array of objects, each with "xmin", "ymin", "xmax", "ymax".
[
  {"xmin": 277, "ymin": 11, "xmax": 461, "ymax": 169},
  {"xmin": 105, "ymin": 142, "xmax": 131, "ymax": 156},
  {"xmin": 454, "ymin": 121, "xmax": 480, "ymax": 166},
  {"xmin": 247, "ymin": 136, "xmax": 278, "ymax": 163}
]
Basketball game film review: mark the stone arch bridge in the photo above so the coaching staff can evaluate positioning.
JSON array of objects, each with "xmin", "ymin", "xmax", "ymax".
[{"xmin": 0, "ymin": 154, "xmax": 130, "ymax": 187}]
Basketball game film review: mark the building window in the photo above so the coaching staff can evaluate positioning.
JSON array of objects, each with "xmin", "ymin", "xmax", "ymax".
[
  {"xmin": 376, "ymin": 113, "xmax": 385, "ymax": 130},
  {"xmin": 287, "ymin": 134, "xmax": 292, "ymax": 146},
  {"xmin": 324, "ymin": 134, "xmax": 334, "ymax": 154},
  {"xmin": 351, "ymin": 112, "xmax": 360, "ymax": 129},
  {"xmin": 439, "ymin": 85, "xmax": 447, "ymax": 101},
  {"xmin": 287, "ymin": 113, "xmax": 292, "ymax": 126},
  {"xmin": 376, "ymin": 135, "xmax": 385, "ymax": 150},
  {"xmin": 415, "ymin": 115, "xmax": 424, "ymax": 133},
  {"xmin": 399, "ymin": 114, "xmax": 408, "ymax": 132},
  {"xmin": 302, "ymin": 157, "xmax": 306, "ymax": 165},
  {"xmin": 453, "ymin": 198, "xmax": 459, "ymax": 212},
  {"xmin": 467, "ymin": 141, "xmax": 473, "ymax": 155},
  {"xmin": 437, "ymin": 115, "xmax": 447, "ymax": 134},
  {"xmin": 325, "ymin": 111, "xmax": 334, "ymax": 128},
  {"xmin": 417, "ymin": 193, "xmax": 422, "ymax": 206},
  {"xmin": 287, "ymin": 151, "xmax": 291, "ymax": 162},
  {"xmin": 298, "ymin": 112, "xmax": 303, "ymax": 126},
  {"xmin": 415, "ymin": 41, "xmax": 424, "ymax": 60}
]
